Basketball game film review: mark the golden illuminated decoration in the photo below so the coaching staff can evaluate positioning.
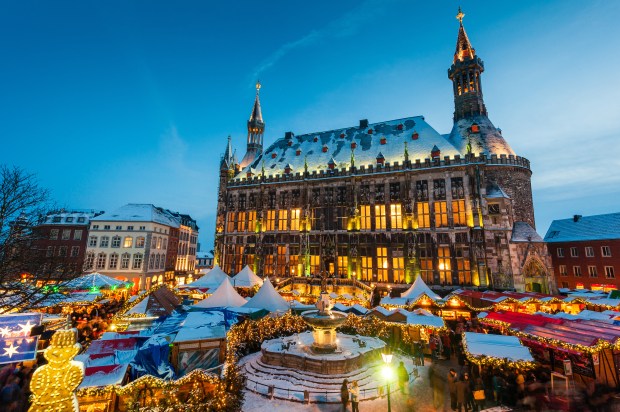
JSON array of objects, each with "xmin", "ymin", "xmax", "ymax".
[
  {"xmin": 29, "ymin": 329, "xmax": 84, "ymax": 412},
  {"xmin": 461, "ymin": 332, "xmax": 537, "ymax": 370}
]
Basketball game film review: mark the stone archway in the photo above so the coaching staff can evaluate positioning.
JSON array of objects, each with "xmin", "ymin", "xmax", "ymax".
[{"xmin": 522, "ymin": 256, "xmax": 550, "ymax": 294}]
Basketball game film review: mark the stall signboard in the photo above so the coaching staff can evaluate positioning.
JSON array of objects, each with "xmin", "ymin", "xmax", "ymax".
[
  {"xmin": 592, "ymin": 353, "xmax": 599, "ymax": 366},
  {"xmin": 563, "ymin": 359, "xmax": 573, "ymax": 376},
  {"xmin": 0, "ymin": 313, "xmax": 43, "ymax": 364}
]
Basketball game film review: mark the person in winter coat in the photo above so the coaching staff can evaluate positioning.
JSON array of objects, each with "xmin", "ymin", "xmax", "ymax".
[
  {"xmin": 447, "ymin": 368, "xmax": 458, "ymax": 410},
  {"xmin": 456, "ymin": 374, "xmax": 472, "ymax": 412},
  {"xmin": 471, "ymin": 375, "xmax": 486, "ymax": 411},
  {"xmin": 429, "ymin": 364, "xmax": 445, "ymax": 410},
  {"xmin": 349, "ymin": 380, "xmax": 360, "ymax": 412},
  {"xmin": 340, "ymin": 379, "xmax": 349, "ymax": 411},
  {"xmin": 397, "ymin": 361, "xmax": 408, "ymax": 394}
]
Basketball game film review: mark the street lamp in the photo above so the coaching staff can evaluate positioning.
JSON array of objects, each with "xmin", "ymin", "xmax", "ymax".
[{"xmin": 381, "ymin": 351, "xmax": 394, "ymax": 412}]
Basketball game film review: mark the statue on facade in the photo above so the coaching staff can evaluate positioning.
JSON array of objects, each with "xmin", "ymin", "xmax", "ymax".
[{"xmin": 29, "ymin": 329, "xmax": 84, "ymax": 412}]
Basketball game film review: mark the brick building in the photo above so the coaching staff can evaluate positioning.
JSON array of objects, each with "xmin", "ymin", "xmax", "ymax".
[
  {"xmin": 214, "ymin": 9, "xmax": 554, "ymax": 293},
  {"xmin": 32, "ymin": 210, "xmax": 104, "ymax": 276},
  {"xmin": 545, "ymin": 213, "xmax": 620, "ymax": 291}
]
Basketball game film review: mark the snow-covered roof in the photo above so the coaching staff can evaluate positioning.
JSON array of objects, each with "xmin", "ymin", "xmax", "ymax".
[
  {"xmin": 65, "ymin": 273, "xmax": 127, "ymax": 290},
  {"xmin": 243, "ymin": 278, "xmax": 289, "ymax": 312},
  {"xmin": 181, "ymin": 266, "xmax": 228, "ymax": 290},
  {"xmin": 448, "ymin": 115, "xmax": 515, "ymax": 156},
  {"xmin": 43, "ymin": 210, "xmax": 102, "ymax": 226},
  {"xmin": 92, "ymin": 204, "xmax": 180, "ymax": 227},
  {"xmin": 126, "ymin": 287, "xmax": 180, "ymax": 317},
  {"xmin": 485, "ymin": 181, "xmax": 510, "ymax": 198},
  {"xmin": 511, "ymin": 222, "xmax": 544, "ymax": 243},
  {"xmin": 79, "ymin": 364, "xmax": 129, "ymax": 389},
  {"xmin": 193, "ymin": 277, "xmax": 247, "ymax": 308},
  {"xmin": 231, "ymin": 265, "xmax": 263, "ymax": 288},
  {"xmin": 405, "ymin": 312, "xmax": 445, "ymax": 328},
  {"xmin": 236, "ymin": 116, "xmax": 463, "ymax": 178},
  {"xmin": 400, "ymin": 276, "xmax": 441, "ymax": 301},
  {"xmin": 463, "ymin": 332, "xmax": 533, "ymax": 363},
  {"xmin": 544, "ymin": 213, "xmax": 620, "ymax": 243},
  {"xmin": 173, "ymin": 311, "xmax": 226, "ymax": 343}
]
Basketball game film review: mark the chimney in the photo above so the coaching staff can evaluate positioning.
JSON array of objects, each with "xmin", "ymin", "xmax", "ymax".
[
  {"xmin": 359, "ymin": 119, "xmax": 369, "ymax": 129},
  {"xmin": 573, "ymin": 215, "xmax": 582, "ymax": 222},
  {"xmin": 285, "ymin": 131, "xmax": 294, "ymax": 140}
]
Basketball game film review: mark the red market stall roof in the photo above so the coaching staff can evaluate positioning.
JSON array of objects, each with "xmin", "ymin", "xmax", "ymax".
[
  {"xmin": 455, "ymin": 290, "xmax": 565, "ymax": 307},
  {"xmin": 86, "ymin": 337, "xmax": 139, "ymax": 356}
]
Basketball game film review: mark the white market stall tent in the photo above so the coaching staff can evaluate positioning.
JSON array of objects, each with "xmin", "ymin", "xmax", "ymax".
[
  {"xmin": 463, "ymin": 332, "xmax": 535, "ymax": 365},
  {"xmin": 65, "ymin": 272, "xmax": 127, "ymax": 290},
  {"xmin": 243, "ymin": 278, "xmax": 289, "ymax": 313},
  {"xmin": 193, "ymin": 277, "xmax": 247, "ymax": 308},
  {"xmin": 231, "ymin": 265, "xmax": 263, "ymax": 288},
  {"xmin": 180, "ymin": 265, "xmax": 228, "ymax": 291}
]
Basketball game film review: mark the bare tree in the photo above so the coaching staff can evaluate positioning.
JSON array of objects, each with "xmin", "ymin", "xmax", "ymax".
[{"xmin": 0, "ymin": 165, "xmax": 81, "ymax": 312}]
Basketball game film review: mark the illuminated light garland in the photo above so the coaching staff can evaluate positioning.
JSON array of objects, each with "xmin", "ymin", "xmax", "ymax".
[
  {"xmin": 460, "ymin": 332, "xmax": 538, "ymax": 370},
  {"xmin": 113, "ymin": 284, "xmax": 180, "ymax": 321}
]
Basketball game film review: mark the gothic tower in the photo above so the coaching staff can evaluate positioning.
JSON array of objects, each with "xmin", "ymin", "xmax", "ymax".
[
  {"xmin": 240, "ymin": 81, "xmax": 265, "ymax": 169},
  {"xmin": 448, "ymin": 7, "xmax": 487, "ymax": 122}
]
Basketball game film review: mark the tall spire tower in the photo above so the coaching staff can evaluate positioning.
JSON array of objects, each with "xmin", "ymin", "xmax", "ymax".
[
  {"xmin": 240, "ymin": 81, "xmax": 265, "ymax": 169},
  {"xmin": 448, "ymin": 7, "xmax": 487, "ymax": 122}
]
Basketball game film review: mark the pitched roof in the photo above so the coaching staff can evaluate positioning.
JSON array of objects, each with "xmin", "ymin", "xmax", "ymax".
[
  {"xmin": 182, "ymin": 266, "xmax": 228, "ymax": 290},
  {"xmin": 126, "ymin": 287, "xmax": 180, "ymax": 317},
  {"xmin": 400, "ymin": 276, "xmax": 441, "ymax": 301},
  {"xmin": 193, "ymin": 277, "xmax": 247, "ymax": 308},
  {"xmin": 511, "ymin": 221, "xmax": 544, "ymax": 243},
  {"xmin": 243, "ymin": 278, "xmax": 289, "ymax": 312},
  {"xmin": 92, "ymin": 204, "xmax": 179, "ymax": 227},
  {"xmin": 231, "ymin": 265, "xmax": 264, "ymax": 288},
  {"xmin": 544, "ymin": 213, "xmax": 620, "ymax": 243}
]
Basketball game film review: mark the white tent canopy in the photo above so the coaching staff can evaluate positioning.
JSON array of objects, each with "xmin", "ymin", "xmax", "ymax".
[
  {"xmin": 193, "ymin": 277, "xmax": 247, "ymax": 308},
  {"xmin": 463, "ymin": 332, "xmax": 534, "ymax": 362},
  {"xmin": 182, "ymin": 265, "xmax": 228, "ymax": 290},
  {"xmin": 231, "ymin": 265, "xmax": 263, "ymax": 288},
  {"xmin": 400, "ymin": 276, "xmax": 441, "ymax": 301},
  {"xmin": 65, "ymin": 273, "xmax": 127, "ymax": 290},
  {"xmin": 244, "ymin": 278, "xmax": 290, "ymax": 312}
]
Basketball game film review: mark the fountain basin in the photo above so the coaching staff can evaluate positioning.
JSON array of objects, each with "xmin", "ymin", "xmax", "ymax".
[{"xmin": 301, "ymin": 310, "xmax": 347, "ymax": 353}]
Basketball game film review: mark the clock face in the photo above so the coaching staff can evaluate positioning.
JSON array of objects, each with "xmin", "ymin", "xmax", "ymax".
[{"xmin": 488, "ymin": 204, "xmax": 500, "ymax": 214}]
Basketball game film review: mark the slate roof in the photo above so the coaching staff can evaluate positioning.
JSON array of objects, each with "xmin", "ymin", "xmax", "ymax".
[
  {"xmin": 511, "ymin": 221, "xmax": 544, "ymax": 243},
  {"xmin": 544, "ymin": 213, "xmax": 620, "ymax": 243},
  {"xmin": 92, "ymin": 204, "xmax": 180, "ymax": 227}
]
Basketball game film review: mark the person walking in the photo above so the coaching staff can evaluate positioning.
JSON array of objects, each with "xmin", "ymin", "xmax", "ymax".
[
  {"xmin": 397, "ymin": 361, "xmax": 408, "ymax": 394},
  {"xmin": 429, "ymin": 364, "xmax": 445, "ymax": 410},
  {"xmin": 340, "ymin": 379, "xmax": 350, "ymax": 411},
  {"xmin": 349, "ymin": 380, "xmax": 360, "ymax": 412},
  {"xmin": 447, "ymin": 368, "xmax": 458, "ymax": 411},
  {"xmin": 456, "ymin": 373, "xmax": 471, "ymax": 412}
]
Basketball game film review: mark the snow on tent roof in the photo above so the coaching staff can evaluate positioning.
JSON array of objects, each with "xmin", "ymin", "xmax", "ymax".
[
  {"xmin": 91, "ymin": 203, "xmax": 180, "ymax": 227},
  {"xmin": 182, "ymin": 266, "xmax": 228, "ymax": 289},
  {"xmin": 173, "ymin": 311, "xmax": 226, "ymax": 343},
  {"xmin": 405, "ymin": 312, "xmax": 445, "ymax": 328},
  {"xmin": 193, "ymin": 277, "xmax": 247, "ymax": 308},
  {"xmin": 231, "ymin": 265, "xmax": 263, "ymax": 288},
  {"xmin": 126, "ymin": 287, "xmax": 181, "ymax": 317},
  {"xmin": 463, "ymin": 332, "xmax": 533, "ymax": 363},
  {"xmin": 79, "ymin": 364, "xmax": 129, "ymax": 389},
  {"xmin": 65, "ymin": 273, "xmax": 127, "ymax": 290},
  {"xmin": 400, "ymin": 276, "xmax": 441, "ymax": 301},
  {"xmin": 243, "ymin": 278, "xmax": 289, "ymax": 312}
]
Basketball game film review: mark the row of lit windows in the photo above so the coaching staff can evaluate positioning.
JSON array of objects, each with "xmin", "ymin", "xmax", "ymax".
[
  {"xmin": 49, "ymin": 229, "xmax": 82, "ymax": 241},
  {"xmin": 87, "ymin": 235, "xmax": 167, "ymax": 250},
  {"xmin": 225, "ymin": 201, "xmax": 468, "ymax": 233},
  {"xmin": 84, "ymin": 252, "xmax": 166, "ymax": 271},
  {"xmin": 558, "ymin": 265, "xmax": 615, "ymax": 278},
  {"xmin": 556, "ymin": 246, "xmax": 612, "ymax": 258}
]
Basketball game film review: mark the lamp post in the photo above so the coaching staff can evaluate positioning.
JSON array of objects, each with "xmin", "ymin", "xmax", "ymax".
[{"xmin": 381, "ymin": 351, "xmax": 393, "ymax": 412}]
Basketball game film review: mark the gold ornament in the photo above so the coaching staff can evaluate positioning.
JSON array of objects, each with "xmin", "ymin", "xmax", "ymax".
[{"xmin": 29, "ymin": 329, "xmax": 84, "ymax": 412}]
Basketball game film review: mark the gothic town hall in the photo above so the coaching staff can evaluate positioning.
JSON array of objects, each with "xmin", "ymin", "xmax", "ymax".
[{"xmin": 214, "ymin": 10, "xmax": 555, "ymax": 294}]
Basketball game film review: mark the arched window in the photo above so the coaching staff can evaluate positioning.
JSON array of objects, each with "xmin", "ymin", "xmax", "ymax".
[
  {"xmin": 163, "ymin": 238, "xmax": 168, "ymax": 250},
  {"xmin": 155, "ymin": 254, "xmax": 160, "ymax": 269},
  {"xmin": 151, "ymin": 237, "xmax": 157, "ymax": 249},
  {"xmin": 136, "ymin": 236, "xmax": 145, "ymax": 248},
  {"xmin": 96, "ymin": 253, "xmax": 107, "ymax": 270},
  {"xmin": 84, "ymin": 252, "xmax": 95, "ymax": 270},
  {"xmin": 156, "ymin": 237, "xmax": 162, "ymax": 249},
  {"xmin": 149, "ymin": 254, "xmax": 155, "ymax": 270},
  {"xmin": 123, "ymin": 236, "xmax": 133, "ymax": 248},
  {"xmin": 109, "ymin": 253, "xmax": 119, "ymax": 270},
  {"xmin": 121, "ymin": 253, "xmax": 131, "ymax": 269},
  {"xmin": 133, "ymin": 253, "xmax": 143, "ymax": 270},
  {"xmin": 160, "ymin": 254, "xmax": 165, "ymax": 269},
  {"xmin": 111, "ymin": 236, "xmax": 121, "ymax": 248}
]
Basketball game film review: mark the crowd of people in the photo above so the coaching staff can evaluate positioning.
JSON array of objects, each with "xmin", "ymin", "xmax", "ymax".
[{"xmin": 0, "ymin": 363, "xmax": 33, "ymax": 412}]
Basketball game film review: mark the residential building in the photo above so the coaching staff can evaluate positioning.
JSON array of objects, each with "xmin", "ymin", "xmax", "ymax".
[
  {"xmin": 196, "ymin": 251, "xmax": 214, "ymax": 272},
  {"xmin": 213, "ymin": 9, "xmax": 554, "ymax": 293},
  {"xmin": 545, "ymin": 213, "xmax": 620, "ymax": 291},
  {"xmin": 167, "ymin": 211, "xmax": 199, "ymax": 284},
  {"xmin": 85, "ymin": 204, "xmax": 180, "ymax": 290}
]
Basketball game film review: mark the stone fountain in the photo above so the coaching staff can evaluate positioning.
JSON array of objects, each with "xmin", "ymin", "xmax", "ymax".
[{"xmin": 301, "ymin": 291, "xmax": 347, "ymax": 353}]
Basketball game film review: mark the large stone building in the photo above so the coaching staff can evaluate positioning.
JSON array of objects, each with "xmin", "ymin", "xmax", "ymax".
[{"xmin": 214, "ymin": 9, "xmax": 554, "ymax": 293}]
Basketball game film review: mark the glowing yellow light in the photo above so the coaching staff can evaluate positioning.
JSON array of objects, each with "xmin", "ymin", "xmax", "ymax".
[
  {"xmin": 439, "ymin": 263, "xmax": 445, "ymax": 270},
  {"xmin": 381, "ymin": 365, "xmax": 394, "ymax": 380}
]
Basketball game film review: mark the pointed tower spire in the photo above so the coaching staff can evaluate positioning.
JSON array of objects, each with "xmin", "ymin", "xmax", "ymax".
[
  {"xmin": 448, "ymin": 8, "xmax": 487, "ymax": 121},
  {"xmin": 240, "ymin": 80, "xmax": 265, "ymax": 169},
  {"xmin": 221, "ymin": 135, "xmax": 235, "ymax": 170}
]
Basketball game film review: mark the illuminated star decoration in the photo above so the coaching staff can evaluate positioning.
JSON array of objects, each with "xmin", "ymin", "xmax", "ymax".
[
  {"xmin": 18, "ymin": 321, "xmax": 34, "ymax": 336},
  {"xmin": 0, "ymin": 326, "xmax": 10, "ymax": 338},
  {"xmin": 3, "ymin": 342, "xmax": 19, "ymax": 358}
]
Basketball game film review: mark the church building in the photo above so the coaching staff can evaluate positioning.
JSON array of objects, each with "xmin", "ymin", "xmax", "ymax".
[{"xmin": 214, "ymin": 9, "xmax": 554, "ymax": 293}]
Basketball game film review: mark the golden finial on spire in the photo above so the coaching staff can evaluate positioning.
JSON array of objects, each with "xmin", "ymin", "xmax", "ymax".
[
  {"xmin": 256, "ymin": 79, "xmax": 261, "ymax": 93},
  {"xmin": 456, "ymin": 7, "xmax": 465, "ymax": 25}
]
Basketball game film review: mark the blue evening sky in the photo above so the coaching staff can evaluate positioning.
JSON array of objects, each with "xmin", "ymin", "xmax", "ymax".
[{"xmin": 1, "ymin": 1, "xmax": 619, "ymax": 250}]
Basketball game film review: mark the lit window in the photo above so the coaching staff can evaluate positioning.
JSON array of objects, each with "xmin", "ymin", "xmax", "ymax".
[
  {"xmin": 361, "ymin": 256, "xmax": 373, "ymax": 281},
  {"xmin": 88, "ymin": 236, "xmax": 97, "ymax": 247},
  {"xmin": 360, "ymin": 205, "xmax": 371, "ymax": 230},
  {"xmin": 290, "ymin": 209, "xmax": 301, "ymax": 231},
  {"xmin": 434, "ymin": 202, "xmax": 448, "ymax": 227},
  {"xmin": 605, "ymin": 266, "xmax": 615, "ymax": 278},
  {"xmin": 337, "ymin": 255, "xmax": 348, "ymax": 277},
  {"xmin": 100, "ymin": 236, "xmax": 109, "ymax": 248},
  {"xmin": 266, "ymin": 210, "xmax": 276, "ymax": 231},
  {"xmin": 375, "ymin": 205, "xmax": 386, "ymax": 230},
  {"xmin": 588, "ymin": 266, "xmax": 598, "ymax": 277},
  {"xmin": 120, "ymin": 253, "xmax": 130, "ymax": 269},
  {"xmin": 111, "ymin": 236, "xmax": 121, "ymax": 248},
  {"xmin": 248, "ymin": 211, "xmax": 257, "ymax": 232},
  {"xmin": 123, "ymin": 236, "xmax": 133, "ymax": 248},
  {"xmin": 156, "ymin": 237, "xmax": 162, "ymax": 249},
  {"xmin": 602, "ymin": 246, "xmax": 612, "ymax": 257},
  {"xmin": 390, "ymin": 204, "xmax": 402, "ymax": 230},
  {"xmin": 573, "ymin": 266, "xmax": 582, "ymax": 277},
  {"xmin": 452, "ymin": 200, "xmax": 467, "ymax": 226},
  {"xmin": 438, "ymin": 246, "xmax": 451, "ymax": 284},
  {"xmin": 227, "ymin": 212, "xmax": 236, "ymax": 232},
  {"xmin": 392, "ymin": 256, "xmax": 405, "ymax": 283},
  {"xmin": 109, "ymin": 253, "xmax": 118, "ymax": 269},
  {"xmin": 278, "ymin": 210, "xmax": 288, "ymax": 231},
  {"xmin": 417, "ymin": 203, "xmax": 430, "ymax": 228},
  {"xmin": 585, "ymin": 247, "xmax": 594, "ymax": 257},
  {"xmin": 237, "ymin": 212, "xmax": 246, "ymax": 232},
  {"xmin": 377, "ymin": 247, "xmax": 388, "ymax": 282}
]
